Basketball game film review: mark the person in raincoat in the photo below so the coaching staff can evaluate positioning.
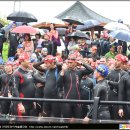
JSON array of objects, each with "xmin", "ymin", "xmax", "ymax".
[{"xmin": 2, "ymin": 37, "xmax": 10, "ymax": 62}]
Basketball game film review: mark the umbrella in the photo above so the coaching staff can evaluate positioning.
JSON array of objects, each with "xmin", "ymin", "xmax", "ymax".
[
  {"xmin": 76, "ymin": 19, "xmax": 101, "ymax": 30},
  {"xmin": 104, "ymin": 22, "xmax": 129, "ymax": 31},
  {"xmin": 62, "ymin": 16, "xmax": 84, "ymax": 25},
  {"xmin": 56, "ymin": 28, "xmax": 67, "ymax": 36},
  {"xmin": 109, "ymin": 30, "xmax": 130, "ymax": 42},
  {"xmin": 7, "ymin": 11, "xmax": 38, "ymax": 23},
  {"xmin": 43, "ymin": 17, "xmax": 65, "ymax": 25},
  {"xmin": 35, "ymin": 28, "xmax": 45, "ymax": 35},
  {"xmin": 67, "ymin": 31, "xmax": 90, "ymax": 39},
  {"xmin": 11, "ymin": 25, "xmax": 38, "ymax": 34},
  {"xmin": 42, "ymin": 29, "xmax": 49, "ymax": 33}
]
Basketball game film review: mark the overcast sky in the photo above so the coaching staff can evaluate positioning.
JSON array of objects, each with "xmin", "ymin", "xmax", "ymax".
[{"xmin": 0, "ymin": 1, "xmax": 130, "ymax": 25}]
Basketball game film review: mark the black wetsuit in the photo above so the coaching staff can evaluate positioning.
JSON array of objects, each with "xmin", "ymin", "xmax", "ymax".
[
  {"xmin": 118, "ymin": 72, "xmax": 130, "ymax": 119},
  {"xmin": 93, "ymin": 79, "xmax": 110, "ymax": 120},
  {"xmin": 13, "ymin": 67, "xmax": 36, "ymax": 116},
  {"xmin": 107, "ymin": 69, "xmax": 127, "ymax": 119},
  {"xmin": 80, "ymin": 76, "xmax": 93, "ymax": 118},
  {"xmin": 57, "ymin": 64, "xmax": 93, "ymax": 118},
  {"xmin": 0, "ymin": 73, "xmax": 13, "ymax": 114},
  {"xmin": 33, "ymin": 70, "xmax": 46, "ymax": 116},
  {"xmin": 33, "ymin": 61, "xmax": 62, "ymax": 117}
]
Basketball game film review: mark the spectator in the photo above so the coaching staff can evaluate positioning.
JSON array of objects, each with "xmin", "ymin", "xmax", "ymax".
[
  {"xmin": 42, "ymin": 33, "xmax": 53, "ymax": 55},
  {"xmin": 47, "ymin": 23, "xmax": 59, "ymax": 56},
  {"xmin": 33, "ymin": 33, "xmax": 42, "ymax": 50},
  {"xmin": 67, "ymin": 37, "xmax": 79, "ymax": 54},
  {"xmin": 91, "ymin": 33, "xmax": 100, "ymax": 56},
  {"xmin": 78, "ymin": 38, "xmax": 89, "ymax": 58},
  {"xmin": 22, "ymin": 33, "xmax": 34, "ymax": 58},
  {"xmin": 8, "ymin": 22, "xmax": 19, "ymax": 57},
  {"xmin": 87, "ymin": 46, "xmax": 100, "ymax": 62},
  {"xmin": 105, "ymin": 45, "xmax": 117, "ymax": 60},
  {"xmin": 2, "ymin": 37, "xmax": 10, "ymax": 63}
]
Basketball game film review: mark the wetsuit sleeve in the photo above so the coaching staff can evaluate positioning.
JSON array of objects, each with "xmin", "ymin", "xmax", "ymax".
[
  {"xmin": 33, "ymin": 61, "xmax": 45, "ymax": 73},
  {"xmin": 56, "ymin": 64, "xmax": 62, "ymax": 72},
  {"xmin": 57, "ymin": 72, "xmax": 64, "ymax": 89},
  {"xmin": 89, "ymin": 81, "xmax": 94, "ymax": 90},
  {"xmin": 80, "ymin": 63, "xmax": 94, "ymax": 76},
  {"xmin": 118, "ymin": 76, "xmax": 126, "ymax": 109},
  {"xmin": 108, "ymin": 81, "xmax": 118, "ymax": 88},
  {"xmin": 33, "ymin": 72, "xmax": 46, "ymax": 83},
  {"xmin": 12, "ymin": 73, "xmax": 21, "ymax": 98}
]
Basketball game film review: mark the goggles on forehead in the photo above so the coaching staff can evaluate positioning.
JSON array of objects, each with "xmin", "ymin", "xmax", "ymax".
[
  {"xmin": 44, "ymin": 57, "xmax": 55, "ymax": 61},
  {"xmin": 5, "ymin": 62, "xmax": 13, "ymax": 67},
  {"xmin": 68, "ymin": 58, "xmax": 76, "ymax": 61},
  {"xmin": 44, "ymin": 58, "xmax": 55, "ymax": 63},
  {"xmin": 97, "ymin": 66, "xmax": 105, "ymax": 73},
  {"xmin": 68, "ymin": 61, "xmax": 74, "ymax": 63}
]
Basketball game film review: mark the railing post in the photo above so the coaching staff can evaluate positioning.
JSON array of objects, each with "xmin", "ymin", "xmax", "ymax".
[{"xmin": 92, "ymin": 97, "xmax": 100, "ymax": 122}]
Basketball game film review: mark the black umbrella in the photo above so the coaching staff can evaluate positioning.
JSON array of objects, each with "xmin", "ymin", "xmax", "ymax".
[
  {"xmin": 62, "ymin": 16, "xmax": 84, "ymax": 25},
  {"xmin": 67, "ymin": 31, "xmax": 90, "ymax": 39},
  {"xmin": 7, "ymin": 11, "xmax": 38, "ymax": 23}
]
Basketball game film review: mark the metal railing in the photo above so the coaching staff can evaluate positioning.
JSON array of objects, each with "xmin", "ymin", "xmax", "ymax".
[{"xmin": 0, "ymin": 97, "xmax": 129, "ymax": 124}]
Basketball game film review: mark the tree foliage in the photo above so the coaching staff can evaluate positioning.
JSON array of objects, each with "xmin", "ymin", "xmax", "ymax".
[{"xmin": 0, "ymin": 17, "xmax": 10, "ymax": 27}]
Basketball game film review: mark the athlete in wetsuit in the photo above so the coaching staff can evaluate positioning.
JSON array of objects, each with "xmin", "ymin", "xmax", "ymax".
[
  {"xmin": 0, "ymin": 63, "xmax": 14, "ymax": 114},
  {"xmin": 12, "ymin": 54, "xmax": 36, "ymax": 116},
  {"xmin": 93, "ymin": 64, "xmax": 110, "ymax": 120},
  {"xmin": 57, "ymin": 54, "xmax": 93, "ymax": 118},
  {"xmin": 33, "ymin": 70, "xmax": 46, "ymax": 116},
  {"xmin": 118, "ymin": 71, "xmax": 130, "ymax": 119},
  {"xmin": 107, "ymin": 54, "xmax": 127, "ymax": 119},
  {"xmin": 33, "ymin": 55, "xmax": 62, "ymax": 117},
  {"xmin": 80, "ymin": 75, "xmax": 93, "ymax": 118}
]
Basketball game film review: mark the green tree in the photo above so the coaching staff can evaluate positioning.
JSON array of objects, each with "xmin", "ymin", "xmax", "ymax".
[{"xmin": 0, "ymin": 17, "xmax": 10, "ymax": 27}]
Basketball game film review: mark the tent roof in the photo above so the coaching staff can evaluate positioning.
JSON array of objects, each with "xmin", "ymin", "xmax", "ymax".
[{"xmin": 55, "ymin": 1, "xmax": 113, "ymax": 23}]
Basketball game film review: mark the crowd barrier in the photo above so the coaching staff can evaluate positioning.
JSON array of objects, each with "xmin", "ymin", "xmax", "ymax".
[{"xmin": 0, "ymin": 97, "xmax": 130, "ymax": 124}]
